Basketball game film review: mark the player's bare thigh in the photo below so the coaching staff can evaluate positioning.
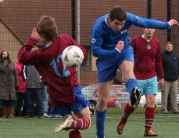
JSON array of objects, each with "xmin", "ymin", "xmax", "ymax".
[
  {"xmin": 96, "ymin": 80, "xmax": 113, "ymax": 111},
  {"xmin": 120, "ymin": 60, "xmax": 135, "ymax": 82}
]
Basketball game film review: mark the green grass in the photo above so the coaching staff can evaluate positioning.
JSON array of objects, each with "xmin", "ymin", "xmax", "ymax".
[
  {"xmin": 107, "ymin": 107, "xmax": 163, "ymax": 114},
  {"xmin": 0, "ymin": 113, "xmax": 179, "ymax": 138}
]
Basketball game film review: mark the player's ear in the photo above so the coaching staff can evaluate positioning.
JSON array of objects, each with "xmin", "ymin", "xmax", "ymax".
[{"xmin": 107, "ymin": 16, "xmax": 111, "ymax": 22}]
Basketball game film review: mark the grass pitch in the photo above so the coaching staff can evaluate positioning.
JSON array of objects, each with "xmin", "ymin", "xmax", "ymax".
[{"xmin": 0, "ymin": 113, "xmax": 179, "ymax": 138}]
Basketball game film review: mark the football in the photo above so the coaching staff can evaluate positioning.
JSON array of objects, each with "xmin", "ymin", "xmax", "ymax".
[{"xmin": 62, "ymin": 45, "xmax": 84, "ymax": 67}]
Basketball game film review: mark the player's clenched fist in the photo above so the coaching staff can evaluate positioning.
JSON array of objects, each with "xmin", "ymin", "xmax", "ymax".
[
  {"xmin": 168, "ymin": 19, "xmax": 179, "ymax": 26},
  {"xmin": 115, "ymin": 41, "xmax": 124, "ymax": 53}
]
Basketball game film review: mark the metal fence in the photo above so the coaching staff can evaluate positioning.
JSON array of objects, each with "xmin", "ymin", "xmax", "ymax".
[{"xmin": 0, "ymin": 0, "xmax": 179, "ymax": 113}]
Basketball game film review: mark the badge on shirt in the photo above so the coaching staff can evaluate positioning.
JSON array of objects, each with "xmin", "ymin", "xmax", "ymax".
[
  {"xmin": 147, "ymin": 43, "xmax": 151, "ymax": 50},
  {"xmin": 92, "ymin": 38, "xmax": 96, "ymax": 43}
]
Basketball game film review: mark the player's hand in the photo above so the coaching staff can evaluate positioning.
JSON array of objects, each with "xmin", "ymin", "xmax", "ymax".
[
  {"xmin": 115, "ymin": 41, "xmax": 124, "ymax": 53},
  {"xmin": 31, "ymin": 28, "xmax": 40, "ymax": 40},
  {"xmin": 168, "ymin": 19, "xmax": 179, "ymax": 26}
]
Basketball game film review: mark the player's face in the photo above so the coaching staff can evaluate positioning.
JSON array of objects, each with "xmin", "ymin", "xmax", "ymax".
[
  {"xmin": 109, "ymin": 19, "xmax": 125, "ymax": 32},
  {"xmin": 143, "ymin": 28, "xmax": 155, "ymax": 39}
]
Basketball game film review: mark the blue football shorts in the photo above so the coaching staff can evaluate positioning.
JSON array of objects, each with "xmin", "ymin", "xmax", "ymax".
[
  {"xmin": 51, "ymin": 86, "xmax": 90, "ymax": 116},
  {"xmin": 137, "ymin": 76, "xmax": 158, "ymax": 95},
  {"xmin": 96, "ymin": 46, "xmax": 134, "ymax": 82}
]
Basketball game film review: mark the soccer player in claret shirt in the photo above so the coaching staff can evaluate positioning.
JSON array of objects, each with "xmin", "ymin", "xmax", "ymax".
[
  {"xmin": 119, "ymin": 28, "xmax": 164, "ymax": 137},
  {"xmin": 91, "ymin": 5, "xmax": 179, "ymax": 138},
  {"xmin": 18, "ymin": 15, "xmax": 91, "ymax": 138}
]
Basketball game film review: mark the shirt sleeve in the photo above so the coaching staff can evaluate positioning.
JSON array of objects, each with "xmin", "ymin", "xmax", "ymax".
[
  {"xmin": 155, "ymin": 39, "xmax": 164, "ymax": 78},
  {"xmin": 18, "ymin": 37, "xmax": 38, "ymax": 65},
  {"xmin": 91, "ymin": 24, "xmax": 119, "ymax": 59},
  {"xmin": 127, "ymin": 12, "xmax": 170, "ymax": 30}
]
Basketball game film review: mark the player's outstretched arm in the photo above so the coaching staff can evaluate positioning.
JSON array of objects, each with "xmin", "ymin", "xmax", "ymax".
[{"xmin": 168, "ymin": 19, "xmax": 179, "ymax": 27}]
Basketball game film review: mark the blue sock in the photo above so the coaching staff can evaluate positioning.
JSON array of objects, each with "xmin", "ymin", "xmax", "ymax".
[
  {"xmin": 96, "ymin": 110, "xmax": 107, "ymax": 138},
  {"xmin": 125, "ymin": 78, "xmax": 138, "ymax": 96}
]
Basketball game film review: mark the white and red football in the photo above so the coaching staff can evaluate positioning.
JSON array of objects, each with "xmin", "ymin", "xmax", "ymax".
[{"xmin": 62, "ymin": 45, "xmax": 84, "ymax": 67}]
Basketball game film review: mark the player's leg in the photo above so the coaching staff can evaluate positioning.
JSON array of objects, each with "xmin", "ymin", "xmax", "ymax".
[
  {"xmin": 117, "ymin": 74, "xmax": 145, "ymax": 135},
  {"xmin": 118, "ymin": 46, "xmax": 141, "ymax": 108},
  {"xmin": 55, "ymin": 86, "xmax": 91, "ymax": 138},
  {"xmin": 71, "ymin": 106, "xmax": 91, "ymax": 129},
  {"xmin": 117, "ymin": 102, "xmax": 135, "ymax": 135},
  {"xmin": 55, "ymin": 103, "xmax": 91, "ymax": 132},
  {"xmin": 120, "ymin": 60, "xmax": 141, "ymax": 108},
  {"xmin": 68, "ymin": 107, "xmax": 91, "ymax": 138},
  {"xmin": 69, "ymin": 129, "xmax": 82, "ymax": 138},
  {"xmin": 95, "ymin": 58, "xmax": 118, "ymax": 138},
  {"xmin": 96, "ymin": 81, "xmax": 113, "ymax": 138},
  {"xmin": 113, "ymin": 46, "xmax": 140, "ymax": 135},
  {"xmin": 144, "ymin": 76, "xmax": 158, "ymax": 137}
]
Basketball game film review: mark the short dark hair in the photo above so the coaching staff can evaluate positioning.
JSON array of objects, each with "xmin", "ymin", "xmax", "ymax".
[{"xmin": 109, "ymin": 5, "xmax": 126, "ymax": 22}]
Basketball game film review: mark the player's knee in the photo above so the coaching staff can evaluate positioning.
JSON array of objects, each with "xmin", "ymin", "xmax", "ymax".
[
  {"xmin": 123, "ymin": 67, "xmax": 131, "ymax": 74},
  {"xmin": 98, "ymin": 98, "xmax": 108, "ymax": 105},
  {"xmin": 80, "ymin": 117, "xmax": 91, "ymax": 130}
]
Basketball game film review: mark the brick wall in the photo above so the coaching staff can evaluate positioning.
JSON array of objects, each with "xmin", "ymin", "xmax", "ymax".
[{"xmin": 0, "ymin": 0, "xmax": 179, "ymax": 86}]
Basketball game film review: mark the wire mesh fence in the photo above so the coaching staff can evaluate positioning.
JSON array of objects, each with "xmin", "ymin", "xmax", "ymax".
[{"xmin": 0, "ymin": 0, "xmax": 179, "ymax": 114}]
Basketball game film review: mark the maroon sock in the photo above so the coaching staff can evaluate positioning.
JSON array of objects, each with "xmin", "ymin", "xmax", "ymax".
[
  {"xmin": 71, "ymin": 117, "xmax": 90, "ymax": 130},
  {"xmin": 145, "ymin": 107, "xmax": 155, "ymax": 132},
  {"xmin": 120, "ymin": 103, "xmax": 135, "ymax": 124},
  {"xmin": 69, "ymin": 130, "xmax": 82, "ymax": 138}
]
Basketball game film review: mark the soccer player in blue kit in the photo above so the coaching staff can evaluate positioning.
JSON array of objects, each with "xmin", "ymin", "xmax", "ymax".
[{"xmin": 91, "ymin": 5, "xmax": 179, "ymax": 138}]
